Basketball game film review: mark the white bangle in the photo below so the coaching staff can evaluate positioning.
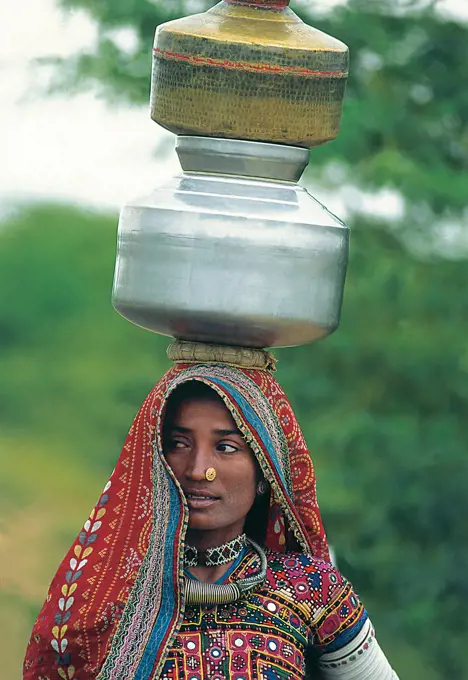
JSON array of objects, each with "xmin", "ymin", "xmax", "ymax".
[{"xmin": 318, "ymin": 619, "xmax": 399, "ymax": 679}]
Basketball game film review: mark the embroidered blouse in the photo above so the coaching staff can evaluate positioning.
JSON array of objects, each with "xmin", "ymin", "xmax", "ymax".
[{"xmin": 161, "ymin": 550, "xmax": 398, "ymax": 679}]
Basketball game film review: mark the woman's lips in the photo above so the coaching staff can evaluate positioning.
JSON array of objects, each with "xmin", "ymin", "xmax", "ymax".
[{"xmin": 185, "ymin": 492, "xmax": 220, "ymax": 509}]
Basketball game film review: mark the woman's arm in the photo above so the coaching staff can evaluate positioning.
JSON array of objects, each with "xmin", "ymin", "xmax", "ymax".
[
  {"xmin": 318, "ymin": 618, "xmax": 399, "ymax": 679},
  {"xmin": 308, "ymin": 561, "xmax": 399, "ymax": 679}
]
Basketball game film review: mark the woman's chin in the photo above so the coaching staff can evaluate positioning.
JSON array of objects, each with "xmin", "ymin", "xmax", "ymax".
[{"xmin": 187, "ymin": 519, "xmax": 219, "ymax": 532}]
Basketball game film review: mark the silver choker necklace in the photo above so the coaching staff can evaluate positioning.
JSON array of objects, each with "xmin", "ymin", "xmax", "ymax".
[
  {"xmin": 185, "ymin": 533, "xmax": 247, "ymax": 567},
  {"xmin": 185, "ymin": 538, "xmax": 267, "ymax": 605}
]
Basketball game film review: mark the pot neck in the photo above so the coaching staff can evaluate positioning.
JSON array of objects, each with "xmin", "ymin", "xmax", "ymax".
[{"xmin": 175, "ymin": 136, "xmax": 309, "ymax": 183}]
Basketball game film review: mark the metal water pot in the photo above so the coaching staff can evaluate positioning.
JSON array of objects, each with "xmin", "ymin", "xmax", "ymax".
[
  {"xmin": 112, "ymin": 136, "xmax": 349, "ymax": 348},
  {"xmin": 112, "ymin": 0, "xmax": 350, "ymax": 349}
]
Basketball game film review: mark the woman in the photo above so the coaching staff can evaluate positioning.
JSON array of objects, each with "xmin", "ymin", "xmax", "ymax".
[{"xmin": 24, "ymin": 348, "xmax": 399, "ymax": 679}]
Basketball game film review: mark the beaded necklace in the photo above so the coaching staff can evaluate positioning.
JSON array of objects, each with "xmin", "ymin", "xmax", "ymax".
[{"xmin": 184, "ymin": 533, "xmax": 247, "ymax": 567}]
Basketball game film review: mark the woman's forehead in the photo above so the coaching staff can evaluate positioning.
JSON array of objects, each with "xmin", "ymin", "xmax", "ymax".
[
  {"xmin": 167, "ymin": 394, "xmax": 239, "ymax": 431},
  {"xmin": 164, "ymin": 381, "xmax": 238, "ymax": 430}
]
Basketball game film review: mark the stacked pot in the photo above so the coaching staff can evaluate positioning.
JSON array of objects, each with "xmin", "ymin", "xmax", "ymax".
[{"xmin": 112, "ymin": 0, "xmax": 350, "ymax": 349}]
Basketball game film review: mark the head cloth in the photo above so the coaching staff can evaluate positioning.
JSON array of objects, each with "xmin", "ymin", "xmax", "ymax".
[{"xmin": 24, "ymin": 362, "xmax": 329, "ymax": 680}]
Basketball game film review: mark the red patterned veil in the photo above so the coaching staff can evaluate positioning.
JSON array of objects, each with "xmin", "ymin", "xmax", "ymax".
[{"xmin": 24, "ymin": 361, "xmax": 329, "ymax": 680}]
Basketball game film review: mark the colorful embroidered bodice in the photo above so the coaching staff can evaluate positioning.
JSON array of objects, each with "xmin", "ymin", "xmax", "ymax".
[{"xmin": 161, "ymin": 551, "xmax": 367, "ymax": 680}]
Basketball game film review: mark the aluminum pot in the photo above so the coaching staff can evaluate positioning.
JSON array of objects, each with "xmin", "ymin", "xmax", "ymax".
[{"xmin": 112, "ymin": 136, "xmax": 349, "ymax": 348}]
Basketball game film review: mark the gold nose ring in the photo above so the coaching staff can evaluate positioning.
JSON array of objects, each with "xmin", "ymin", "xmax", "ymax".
[{"xmin": 205, "ymin": 467, "xmax": 217, "ymax": 482}]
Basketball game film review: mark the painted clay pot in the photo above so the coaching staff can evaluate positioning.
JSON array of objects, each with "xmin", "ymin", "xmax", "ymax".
[{"xmin": 150, "ymin": 0, "xmax": 349, "ymax": 147}]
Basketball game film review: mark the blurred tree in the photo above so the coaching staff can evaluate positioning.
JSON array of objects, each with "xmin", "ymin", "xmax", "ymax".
[
  {"xmin": 0, "ymin": 204, "xmax": 170, "ymax": 469},
  {"xmin": 51, "ymin": 0, "xmax": 468, "ymax": 224},
  {"xmin": 277, "ymin": 219, "xmax": 468, "ymax": 677}
]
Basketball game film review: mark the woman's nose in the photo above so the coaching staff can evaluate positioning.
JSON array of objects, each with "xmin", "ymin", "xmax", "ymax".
[{"xmin": 186, "ymin": 444, "xmax": 213, "ymax": 480}]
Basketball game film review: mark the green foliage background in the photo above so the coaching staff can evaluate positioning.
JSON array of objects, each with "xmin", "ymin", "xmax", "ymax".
[{"xmin": 2, "ymin": 0, "xmax": 467, "ymax": 678}]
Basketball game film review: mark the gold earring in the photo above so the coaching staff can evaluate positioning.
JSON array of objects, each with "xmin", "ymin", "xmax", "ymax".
[{"xmin": 205, "ymin": 467, "xmax": 217, "ymax": 482}]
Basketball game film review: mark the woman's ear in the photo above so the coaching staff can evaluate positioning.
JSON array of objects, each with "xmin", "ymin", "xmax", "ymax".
[{"xmin": 256, "ymin": 479, "xmax": 269, "ymax": 496}]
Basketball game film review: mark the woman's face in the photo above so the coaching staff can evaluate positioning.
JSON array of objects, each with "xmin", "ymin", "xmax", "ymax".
[{"xmin": 164, "ymin": 392, "xmax": 257, "ymax": 544}]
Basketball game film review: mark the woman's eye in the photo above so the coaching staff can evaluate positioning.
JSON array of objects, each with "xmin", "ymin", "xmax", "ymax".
[
  {"xmin": 217, "ymin": 443, "xmax": 239, "ymax": 454},
  {"xmin": 169, "ymin": 439, "xmax": 187, "ymax": 450}
]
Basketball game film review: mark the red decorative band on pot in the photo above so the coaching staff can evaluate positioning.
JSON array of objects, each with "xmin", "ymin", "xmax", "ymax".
[
  {"xmin": 225, "ymin": 0, "xmax": 290, "ymax": 8},
  {"xmin": 153, "ymin": 48, "xmax": 347, "ymax": 79}
]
